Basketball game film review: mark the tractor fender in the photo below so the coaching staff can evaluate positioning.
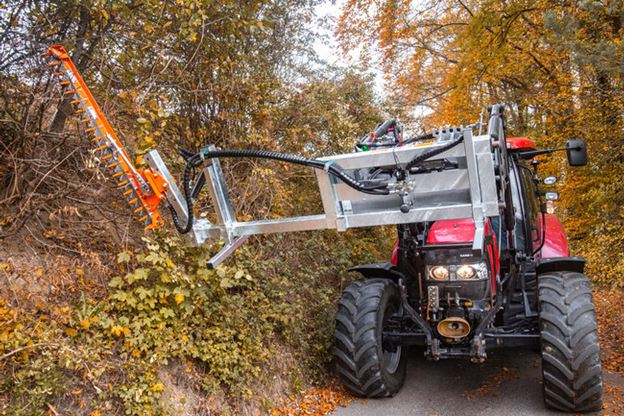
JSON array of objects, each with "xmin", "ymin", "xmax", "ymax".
[
  {"xmin": 349, "ymin": 263, "xmax": 405, "ymax": 281},
  {"xmin": 536, "ymin": 256, "xmax": 585, "ymax": 274}
]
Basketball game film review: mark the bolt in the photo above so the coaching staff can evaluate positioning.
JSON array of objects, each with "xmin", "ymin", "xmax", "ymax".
[{"xmin": 162, "ymin": 183, "xmax": 168, "ymax": 188}]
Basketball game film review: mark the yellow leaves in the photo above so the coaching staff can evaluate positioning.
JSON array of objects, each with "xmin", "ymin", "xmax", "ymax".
[
  {"xmin": 0, "ymin": 262, "xmax": 11, "ymax": 272},
  {"xmin": 111, "ymin": 325, "xmax": 130, "ymax": 337},
  {"xmin": 174, "ymin": 293, "xmax": 185, "ymax": 305},
  {"xmin": 150, "ymin": 382, "xmax": 164, "ymax": 393},
  {"xmin": 34, "ymin": 268, "xmax": 45, "ymax": 278},
  {"xmin": 65, "ymin": 327, "xmax": 78, "ymax": 337},
  {"xmin": 80, "ymin": 319, "xmax": 91, "ymax": 329},
  {"xmin": 89, "ymin": 410, "xmax": 101, "ymax": 416}
]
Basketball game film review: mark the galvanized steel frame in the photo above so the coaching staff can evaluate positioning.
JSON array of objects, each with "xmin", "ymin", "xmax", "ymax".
[{"xmin": 147, "ymin": 130, "xmax": 502, "ymax": 268}]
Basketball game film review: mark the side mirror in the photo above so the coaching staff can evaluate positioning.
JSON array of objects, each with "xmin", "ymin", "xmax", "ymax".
[
  {"xmin": 545, "ymin": 192, "xmax": 559, "ymax": 201},
  {"xmin": 543, "ymin": 176, "xmax": 557, "ymax": 185},
  {"xmin": 566, "ymin": 140, "xmax": 587, "ymax": 166}
]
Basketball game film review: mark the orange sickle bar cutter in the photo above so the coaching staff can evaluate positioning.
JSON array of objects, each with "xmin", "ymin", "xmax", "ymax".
[{"xmin": 45, "ymin": 45, "xmax": 169, "ymax": 230}]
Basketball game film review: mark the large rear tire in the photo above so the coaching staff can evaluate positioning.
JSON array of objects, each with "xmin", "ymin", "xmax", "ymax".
[
  {"xmin": 334, "ymin": 279, "xmax": 407, "ymax": 397},
  {"xmin": 538, "ymin": 271, "xmax": 603, "ymax": 412}
]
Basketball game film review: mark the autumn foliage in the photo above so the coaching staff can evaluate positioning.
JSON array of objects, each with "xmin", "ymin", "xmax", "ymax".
[{"xmin": 0, "ymin": 0, "xmax": 622, "ymax": 414}]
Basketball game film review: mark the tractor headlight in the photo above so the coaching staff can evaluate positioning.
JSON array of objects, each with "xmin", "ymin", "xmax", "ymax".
[
  {"xmin": 427, "ymin": 263, "xmax": 487, "ymax": 281},
  {"xmin": 429, "ymin": 266, "xmax": 449, "ymax": 281},
  {"xmin": 456, "ymin": 265, "xmax": 477, "ymax": 280}
]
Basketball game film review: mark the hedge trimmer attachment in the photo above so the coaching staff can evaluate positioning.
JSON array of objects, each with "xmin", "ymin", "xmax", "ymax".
[{"xmin": 45, "ymin": 45, "xmax": 169, "ymax": 230}]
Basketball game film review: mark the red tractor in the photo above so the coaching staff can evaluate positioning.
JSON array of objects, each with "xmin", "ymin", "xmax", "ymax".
[
  {"xmin": 334, "ymin": 108, "xmax": 602, "ymax": 412},
  {"xmin": 47, "ymin": 47, "xmax": 601, "ymax": 413}
]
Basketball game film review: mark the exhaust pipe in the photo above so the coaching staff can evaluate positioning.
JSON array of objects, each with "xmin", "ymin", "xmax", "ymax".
[{"xmin": 437, "ymin": 317, "xmax": 471, "ymax": 339}]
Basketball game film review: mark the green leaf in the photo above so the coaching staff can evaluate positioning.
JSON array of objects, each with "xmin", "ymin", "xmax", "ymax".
[
  {"xmin": 109, "ymin": 276, "xmax": 124, "ymax": 288},
  {"xmin": 160, "ymin": 308, "xmax": 175, "ymax": 319},
  {"xmin": 220, "ymin": 278, "xmax": 234, "ymax": 289},
  {"xmin": 117, "ymin": 251, "xmax": 131, "ymax": 263}
]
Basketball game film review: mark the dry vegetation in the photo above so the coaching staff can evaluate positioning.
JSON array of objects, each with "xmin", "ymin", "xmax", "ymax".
[{"xmin": 1, "ymin": 0, "xmax": 623, "ymax": 415}]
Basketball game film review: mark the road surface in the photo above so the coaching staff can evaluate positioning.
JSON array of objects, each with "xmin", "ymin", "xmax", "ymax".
[{"xmin": 333, "ymin": 349, "xmax": 623, "ymax": 416}]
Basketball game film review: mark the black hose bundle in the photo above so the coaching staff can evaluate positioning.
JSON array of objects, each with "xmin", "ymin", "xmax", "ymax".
[
  {"xmin": 170, "ymin": 151, "xmax": 201, "ymax": 234},
  {"xmin": 197, "ymin": 149, "xmax": 390, "ymax": 195}
]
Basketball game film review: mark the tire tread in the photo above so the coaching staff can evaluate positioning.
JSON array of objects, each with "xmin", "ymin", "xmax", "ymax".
[
  {"xmin": 538, "ymin": 271, "xmax": 602, "ymax": 412},
  {"xmin": 334, "ymin": 279, "xmax": 405, "ymax": 398}
]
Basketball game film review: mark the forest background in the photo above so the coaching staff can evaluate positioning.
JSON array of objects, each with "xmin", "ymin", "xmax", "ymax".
[{"xmin": 0, "ymin": 0, "xmax": 622, "ymax": 414}]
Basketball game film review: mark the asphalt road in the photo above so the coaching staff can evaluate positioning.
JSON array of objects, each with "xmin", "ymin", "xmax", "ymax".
[{"xmin": 333, "ymin": 349, "xmax": 623, "ymax": 416}]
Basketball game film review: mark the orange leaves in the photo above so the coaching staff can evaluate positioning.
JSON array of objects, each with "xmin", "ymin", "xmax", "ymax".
[
  {"xmin": 271, "ymin": 382, "xmax": 353, "ymax": 416},
  {"xmin": 593, "ymin": 288, "xmax": 624, "ymax": 375},
  {"xmin": 110, "ymin": 325, "xmax": 130, "ymax": 337},
  {"xmin": 463, "ymin": 366, "xmax": 520, "ymax": 400}
]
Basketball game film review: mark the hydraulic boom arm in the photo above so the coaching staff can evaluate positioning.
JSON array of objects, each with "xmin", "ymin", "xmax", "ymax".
[{"xmin": 45, "ymin": 45, "xmax": 508, "ymax": 268}]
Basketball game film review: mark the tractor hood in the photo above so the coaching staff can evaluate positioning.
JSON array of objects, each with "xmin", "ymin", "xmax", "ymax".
[{"xmin": 426, "ymin": 218, "xmax": 480, "ymax": 244}]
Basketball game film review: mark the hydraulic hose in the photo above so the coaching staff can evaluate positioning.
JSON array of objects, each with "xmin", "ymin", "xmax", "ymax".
[
  {"xmin": 355, "ymin": 131, "xmax": 434, "ymax": 150},
  {"xmin": 405, "ymin": 134, "xmax": 465, "ymax": 171},
  {"xmin": 171, "ymin": 148, "xmax": 390, "ymax": 234},
  {"xmin": 196, "ymin": 149, "xmax": 390, "ymax": 195},
  {"xmin": 400, "ymin": 132, "xmax": 434, "ymax": 146},
  {"xmin": 170, "ymin": 152, "xmax": 200, "ymax": 234}
]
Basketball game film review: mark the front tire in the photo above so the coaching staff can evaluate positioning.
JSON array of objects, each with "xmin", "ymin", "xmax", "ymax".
[
  {"xmin": 538, "ymin": 271, "xmax": 603, "ymax": 412},
  {"xmin": 334, "ymin": 279, "xmax": 407, "ymax": 397}
]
